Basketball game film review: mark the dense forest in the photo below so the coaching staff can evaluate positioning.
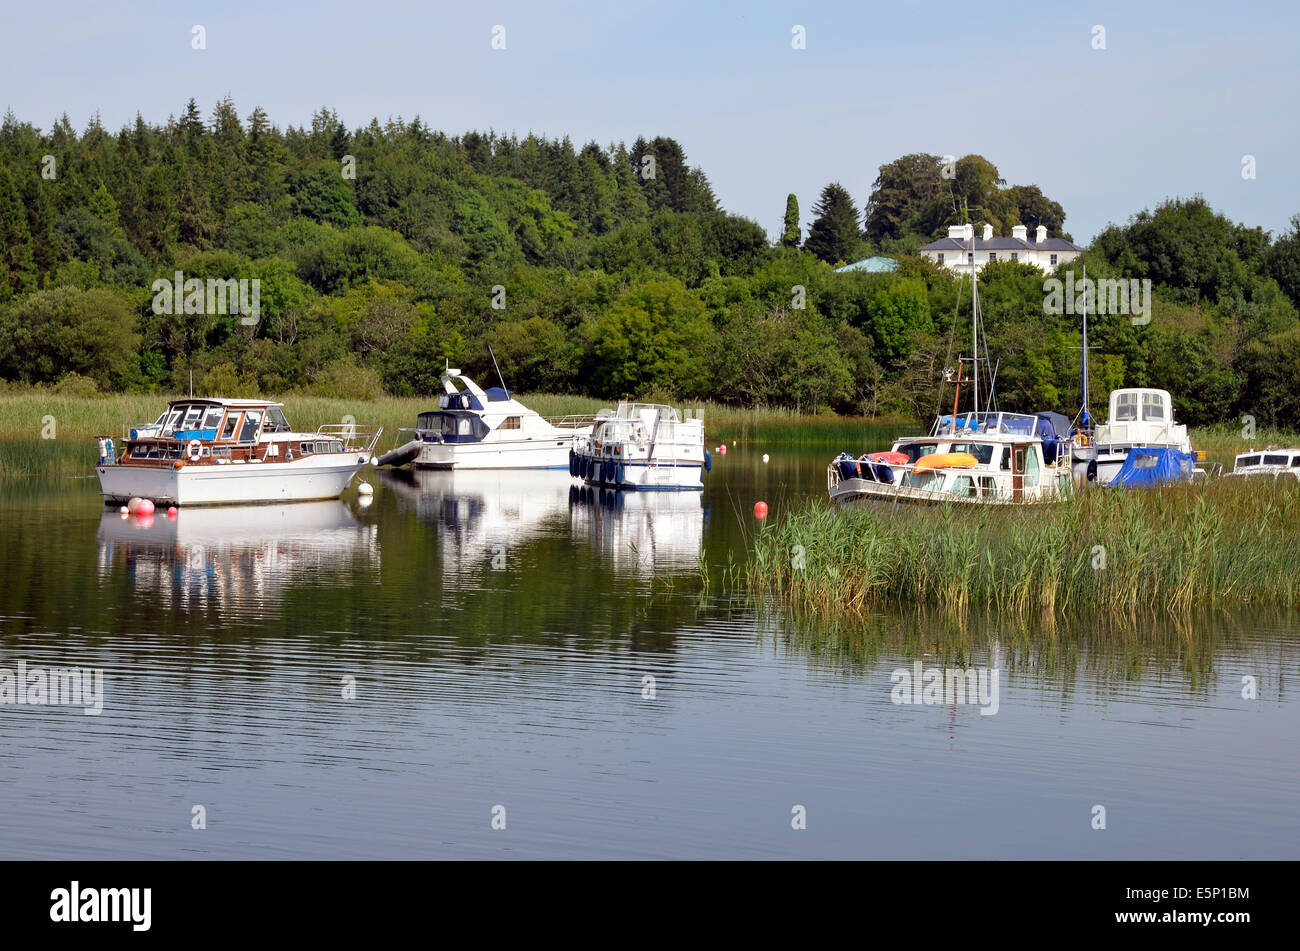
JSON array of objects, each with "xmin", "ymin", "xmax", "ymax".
[{"xmin": 1, "ymin": 99, "xmax": 1298, "ymax": 425}]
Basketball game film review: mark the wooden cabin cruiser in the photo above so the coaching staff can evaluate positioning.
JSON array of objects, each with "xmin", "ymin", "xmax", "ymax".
[
  {"xmin": 1072, "ymin": 388, "xmax": 1206, "ymax": 485},
  {"xmin": 828, "ymin": 411, "xmax": 1074, "ymax": 506},
  {"xmin": 570, "ymin": 403, "xmax": 708, "ymax": 491},
  {"xmin": 377, "ymin": 369, "xmax": 593, "ymax": 470},
  {"xmin": 1224, "ymin": 447, "xmax": 1300, "ymax": 483},
  {"xmin": 95, "ymin": 398, "xmax": 382, "ymax": 506}
]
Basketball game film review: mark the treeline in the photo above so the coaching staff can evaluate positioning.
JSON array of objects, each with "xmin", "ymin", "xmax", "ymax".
[{"xmin": 0, "ymin": 101, "xmax": 1298, "ymax": 425}]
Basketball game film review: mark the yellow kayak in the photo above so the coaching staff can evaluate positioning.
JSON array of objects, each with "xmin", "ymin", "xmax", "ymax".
[{"xmin": 914, "ymin": 452, "xmax": 979, "ymax": 471}]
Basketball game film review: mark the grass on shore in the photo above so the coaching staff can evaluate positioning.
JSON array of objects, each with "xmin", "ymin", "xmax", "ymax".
[{"xmin": 744, "ymin": 479, "xmax": 1300, "ymax": 616}]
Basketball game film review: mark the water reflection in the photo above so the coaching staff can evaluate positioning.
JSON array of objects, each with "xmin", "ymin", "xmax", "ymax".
[
  {"xmin": 95, "ymin": 501, "xmax": 378, "ymax": 608},
  {"xmin": 381, "ymin": 468, "xmax": 706, "ymax": 579},
  {"xmin": 568, "ymin": 484, "xmax": 706, "ymax": 576}
]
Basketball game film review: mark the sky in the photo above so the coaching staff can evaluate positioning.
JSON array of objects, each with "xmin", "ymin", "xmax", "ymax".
[{"xmin": 2, "ymin": 0, "xmax": 1297, "ymax": 245}]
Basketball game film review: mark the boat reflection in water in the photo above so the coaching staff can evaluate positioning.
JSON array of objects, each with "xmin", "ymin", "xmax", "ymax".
[
  {"xmin": 380, "ymin": 468, "xmax": 706, "ymax": 578},
  {"xmin": 568, "ymin": 483, "xmax": 706, "ymax": 576},
  {"xmin": 95, "ymin": 501, "xmax": 378, "ymax": 607}
]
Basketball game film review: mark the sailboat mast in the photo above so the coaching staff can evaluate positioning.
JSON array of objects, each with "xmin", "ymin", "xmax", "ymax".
[
  {"xmin": 1081, "ymin": 263, "xmax": 1089, "ymax": 421},
  {"xmin": 971, "ymin": 227, "xmax": 979, "ymax": 416}
]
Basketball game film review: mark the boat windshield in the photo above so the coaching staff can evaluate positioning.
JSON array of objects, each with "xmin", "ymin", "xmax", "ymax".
[
  {"xmin": 264, "ymin": 407, "xmax": 292, "ymax": 432},
  {"xmin": 1237, "ymin": 455, "xmax": 1261, "ymax": 468}
]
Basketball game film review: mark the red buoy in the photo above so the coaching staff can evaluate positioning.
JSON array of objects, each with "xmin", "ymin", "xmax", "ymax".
[{"xmin": 754, "ymin": 501, "xmax": 768, "ymax": 519}]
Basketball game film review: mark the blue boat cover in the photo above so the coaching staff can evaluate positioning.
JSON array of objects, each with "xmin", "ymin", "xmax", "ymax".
[{"xmin": 1109, "ymin": 447, "xmax": 1197, "ymax": 488}]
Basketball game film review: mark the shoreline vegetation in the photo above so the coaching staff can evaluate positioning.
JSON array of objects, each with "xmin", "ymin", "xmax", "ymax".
[{"xmin": 742, "ymin": 480, "xmax": 1300, "ymax": 616}]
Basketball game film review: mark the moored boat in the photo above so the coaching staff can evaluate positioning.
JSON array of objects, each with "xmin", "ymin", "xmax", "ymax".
[
  {"xmin": 377, "ymin": 368, "xmax": 593, "ymax": 470},
  {"xmin": 1224, "ymin": 447, "xmax": 1300, "ymax": 483},
  {"xmin": 95, "ymin": 398, "xmax": 382, "ymax": 506},
  {"xmin": 571, "ymin": 402, "xmax": 708, "ymax": 490},
  {"xmin": 1071, "ymin": 387, "xmax": 1208, "ymax": 485}
]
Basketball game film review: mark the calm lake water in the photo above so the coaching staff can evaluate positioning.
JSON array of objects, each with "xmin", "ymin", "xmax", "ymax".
[{"xmin": 0, "ymin": 438, "xmax": 1296, "ymax": 859}]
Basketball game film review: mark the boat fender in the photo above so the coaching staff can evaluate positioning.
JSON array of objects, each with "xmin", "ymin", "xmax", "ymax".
[
  {"xmin": 1086, "ymin": 460, "xmax": 1097, "ymax": 482},
  {"xmin": 568, "ymin": 450, "xmax": 576, "ymax": 477},
  {"xmin": 873, "ymin": 462, "xmax": 893, "ymax": 484},
  {"xmin": 173, "ymin": 460, "xmax": 184, "ymax": 470}
]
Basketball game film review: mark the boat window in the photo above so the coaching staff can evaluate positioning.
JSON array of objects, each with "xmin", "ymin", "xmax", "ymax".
[
  {"xmin": 911, "ymin": 471, "xmax": 944, "ymax": 491},
  {"xmin": 221, "ymin": 413, "xmax": 241, "ymax": 440},
  {"xmin": 1237, "ymin": 455, "xmax": 1260, "ymax": 468},
  {"xmin": 238, "ymin": 410, "xmax": 262, "ymax": 443},
  {"xmin": 899, "ymin": 443, "xmax": 938, "ymax": 463},
  {"xmin": 202, "ymin": 407, "xmax": 224, "ymax": 430},
  {"xmin": 299, "ymin": 442, "xmax": 313, "ymax": 454},
  {"xmin": 978, "ymin": 476, "xmax": 997, "ymax": 496},
  {"xmin": 211, "ymin": 446, "xmax": 231, "ymax": 458},
  {"xmin": 1264, "ymin": 454, "xmax": 1289, "ymax": 466},
  {"xmin": 1114, "ymin": 392, "xmax": 1138, "ymax": 421},
  {"xmin": 1025, "ymin": 449, "xmax": 1040, "ymax": 486},
  {"xmin": 952, "ymin": 476, "xmax": 977, "ymax": 498},
  {"xmin": 1141, "ymin": 393, "xmax": 1165, "ymax": 421},
  {"xmin": 1134, "ymin": 454, "xmax": 1158, "ymax": 469},
  {"xmin": 1292, "ymin": 457, "xmax": 1300, "ymax": 467},
  {"xmin": 180, "ymin": 405, "xmax": 204, "ymax": 430},
  {"xmin": 499, "ymin": 416, "xmax": 521, "ymax": 430},
  {"xmin": 265, "ymin": 407, "xmax": 292, "ymax": 433},
  {"xmin": 950, "ymin": 443, "xmax": 996, "ymax": 465},
  {"xmin": 331, "ymin": 440, "xmax": 343, "ymax": 453}
]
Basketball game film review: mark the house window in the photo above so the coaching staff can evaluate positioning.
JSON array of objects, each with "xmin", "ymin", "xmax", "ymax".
[
  {"xmin": 967, "ymin": 253, "xmax": 974, "ymax": 265},
  {"xmin": 988, "ymin": 252, "xmax": 997, "ymax": 262},
  {"xmin": 937, "ymin": 253, "xmax": 944, "ymax": 264},
  {"xmin": 1010, "ymin": 252, "xmax": 1018, "ymax": 261},
  {"xmin": 1050, "ymin": 254, "xmax": 1058, "ymax": 266}
]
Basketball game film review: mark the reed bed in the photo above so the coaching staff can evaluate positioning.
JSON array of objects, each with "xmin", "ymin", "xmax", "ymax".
[{"xmin": 745, "ymin": 480, "xmax": 1300, "ymax": 616}]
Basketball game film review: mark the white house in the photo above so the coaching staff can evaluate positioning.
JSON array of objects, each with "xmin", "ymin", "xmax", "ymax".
[{"xmin": 920, "ymin": 223, "xmax": 1082, "ymax": 275}]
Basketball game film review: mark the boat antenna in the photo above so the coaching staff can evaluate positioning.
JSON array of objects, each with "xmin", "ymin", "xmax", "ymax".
[{"xmin": 487, "ymin": 343, "xmax": 509, "ymax": 395}]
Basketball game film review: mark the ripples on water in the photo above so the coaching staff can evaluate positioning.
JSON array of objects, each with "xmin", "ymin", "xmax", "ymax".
[{"xmin": 0, "ymin": 450, "xmax": 1296, "ymax": 859}]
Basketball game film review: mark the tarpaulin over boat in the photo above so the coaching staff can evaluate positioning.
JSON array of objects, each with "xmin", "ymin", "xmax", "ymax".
[{"xmin": 1109, "ymin": 447, "xmax": 1197, "ymax": 487}]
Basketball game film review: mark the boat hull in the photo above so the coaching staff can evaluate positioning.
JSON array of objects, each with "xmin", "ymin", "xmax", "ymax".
[
  {"xmin": 96, "ymin": 457, "xmax": 365, "ymax": 506},
  {"xmin": 830, "ymin": 477, "xmax": 1064, "ymax": 507},
  {"xmin": 575, "ymin": 456, "xmax": 705, "ymax": 491},
  {"xmin": 414, "ymin": 437, "xmax": 578, "ymax": 470}
]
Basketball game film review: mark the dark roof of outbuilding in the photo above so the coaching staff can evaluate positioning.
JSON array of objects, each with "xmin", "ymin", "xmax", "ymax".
[{"xmin": 920, "ymin": 235, "xmax": 1083, "ymax": 252}]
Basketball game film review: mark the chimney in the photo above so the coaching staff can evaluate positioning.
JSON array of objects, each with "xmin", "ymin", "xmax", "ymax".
[
  {"xmin": 1012, "ymin": 224, "xmax": 1028, "ymax": 242},
  {"xmin": 982, "ymin": 224, "xmax": 993, "ymax": 241},
  {"xmin": 1035, "ymin": 225, "xmax": 1048, "ymax": 244},
  {"xmin": 947, "ymin": 225, "xmax": 965, "ymax": 240}
]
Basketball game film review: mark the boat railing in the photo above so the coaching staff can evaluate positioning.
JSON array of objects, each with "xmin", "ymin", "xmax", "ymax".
[
  {"xmin": 317, "ymin": 423, "xmax": 384, "ymax": 453},
  {"xmin": 545, "ymin": 414, "xmax": 598, "ymax": 431}
]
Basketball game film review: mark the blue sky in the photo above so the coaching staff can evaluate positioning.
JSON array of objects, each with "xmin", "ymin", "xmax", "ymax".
[{"xmin": 2, "ymin": 0, "xmax": 1297, "ymax": 244}]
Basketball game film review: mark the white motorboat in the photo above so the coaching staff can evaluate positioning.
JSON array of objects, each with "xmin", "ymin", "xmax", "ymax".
[
  {"xmin": 378, "ymin": 369, "xmax": 593, "ymax": 470},
  {"xmin": 570, "ymin": 403, "xmax": 709, "ymax": 491},
  {"xmin": 95, "ymin": 398, "xmax": 382, "ymax": 506},
  {"xmin": 1224, "ymin": 447, "xmax": 1300, "ymax": 483},
  {"xmin": 1071, "ymin": 388, "xmax": 1207, "ymax": 485}
]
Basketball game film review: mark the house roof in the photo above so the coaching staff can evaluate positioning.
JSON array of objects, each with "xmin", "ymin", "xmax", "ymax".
[
  {"xmin": 920, "ymin": 235, "xmax": 1083, "ymax": 252},
  {"xmin": 834, "ymin": 255, "xmax": 899, "ymax": 273}
]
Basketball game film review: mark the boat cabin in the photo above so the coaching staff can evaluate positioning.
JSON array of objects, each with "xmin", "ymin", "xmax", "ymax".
[
  {"xmin": 1093, "ymin": 388, "xmax": 1187, "ymax": 449},
  {"xmin": 1228, "ymin": 448, "xmax": 1300, "ymax": 482}
]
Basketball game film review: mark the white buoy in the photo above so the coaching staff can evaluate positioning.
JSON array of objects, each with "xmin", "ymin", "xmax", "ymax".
[{"xmin": 762, "ymin": 454, "xmax": 770, "ymax": 463}]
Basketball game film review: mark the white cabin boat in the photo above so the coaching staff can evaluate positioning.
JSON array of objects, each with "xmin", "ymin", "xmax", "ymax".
[
  {"xmin": 571, "ymin": 403, "xmax": 708, "ymax": 491},
  {"xmin": 1071, "ymin": 388, "xmax": 1205, "ymax": 485},
  {"xmin": 1224, "ymin": 447, "xmax": 1300, "ymax": 483},
  {"xmin": 378, "ymin": 369, "xmax": 593, "ymax": 470},
  {"xmin": 95, "ymin": 398, "xmax": 381, "ymax": 506},
  {"xmin": 829, "ymin": 412, "xmax": 1074, "ymax": 506}
]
